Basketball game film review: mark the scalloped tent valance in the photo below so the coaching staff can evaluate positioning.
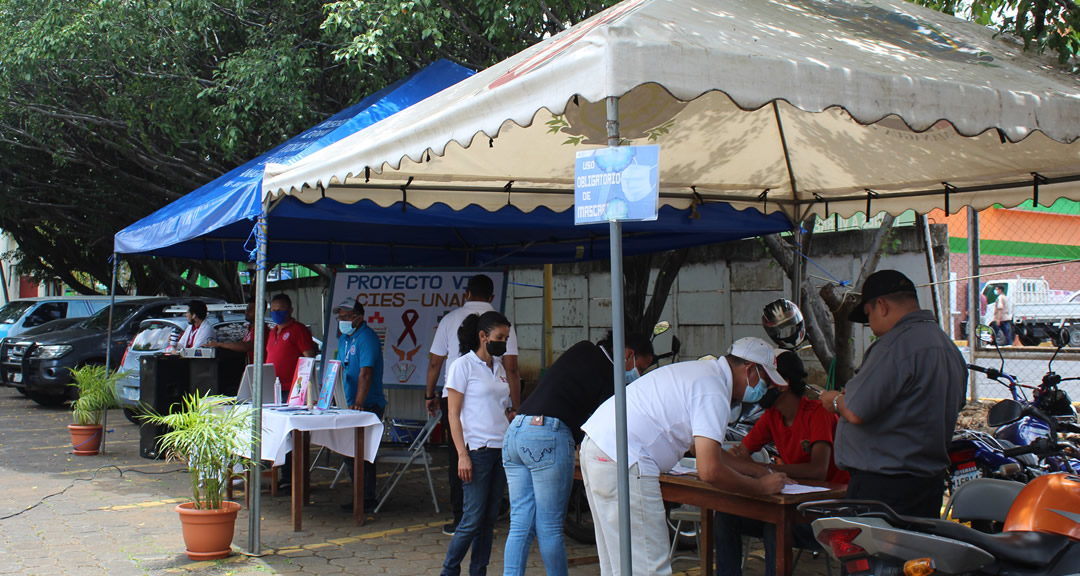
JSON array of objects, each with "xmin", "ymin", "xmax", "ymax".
[{"xmin": 264, "ymin": 0, "xmax": 1080, "ymax": 221}]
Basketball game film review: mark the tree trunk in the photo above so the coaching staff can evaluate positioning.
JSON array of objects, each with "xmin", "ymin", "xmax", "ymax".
[{"xmin": 765, "ymin": 213, "xmax": 896, "ymax": 388}]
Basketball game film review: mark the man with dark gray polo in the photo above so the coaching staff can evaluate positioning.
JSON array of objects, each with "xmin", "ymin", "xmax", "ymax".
[{"xmin": 819, "ymin": 269, "xmax": 966, "ymax": 518}]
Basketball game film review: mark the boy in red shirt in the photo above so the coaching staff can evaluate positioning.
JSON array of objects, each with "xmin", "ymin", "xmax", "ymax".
[{"xmin": 715, "ymin": 351, "xmax": 847, "ymax": 576}]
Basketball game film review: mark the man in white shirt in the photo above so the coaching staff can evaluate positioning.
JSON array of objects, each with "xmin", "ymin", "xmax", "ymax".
[
  {"xmin": 177, "ymin": 301, "xmax": 212, "ymax": 350},
  {"xmin": 424, "ymin": 274, "xmax": 519, "ymax": 534},
  {"xmin": 580, "ymin": 337, "xmax": 790, "ymax": 576},
  {"xmin": 993, "ymin": 285, "xmax": 1013, "ymax": 345}
]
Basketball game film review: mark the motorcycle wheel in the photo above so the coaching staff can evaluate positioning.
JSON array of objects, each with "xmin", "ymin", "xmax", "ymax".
[{"xmin": 563, "ymin": 480, "xmax": 595, "ymax": 544}]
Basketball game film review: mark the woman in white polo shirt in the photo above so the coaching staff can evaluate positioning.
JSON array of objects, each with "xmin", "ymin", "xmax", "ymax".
[{"xmin": 440, "ymin": 310, "xmax": 513, "ymax": 576}]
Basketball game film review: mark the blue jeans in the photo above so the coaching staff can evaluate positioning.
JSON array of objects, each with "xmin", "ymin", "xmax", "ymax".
[
  {"xmin": 441, "ymin": 447, "xmax": 505, "ymax": 576},
  {"xmin": 714, "ymin": 512, "xmax": 818, "ymax": 576},
  {"xmin": 502, "ymin": 414, "xmax": 576, "ymax": 576}
]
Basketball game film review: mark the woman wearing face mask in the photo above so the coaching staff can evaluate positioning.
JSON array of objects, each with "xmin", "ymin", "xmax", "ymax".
[
  {"xmin": 502, "ymin": 331, "xmax": 654, "ymax": 576},
  {"xmin": 440, "ymin": 311, "xmax": 513, "ymax": 576},
  {"xmin": 715, "ymin": 350, "xmax": 849, "ymax": 576}
]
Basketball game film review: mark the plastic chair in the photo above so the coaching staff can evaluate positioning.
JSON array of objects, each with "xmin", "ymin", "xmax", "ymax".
[
  {"xmin": 373, "ymin": 412, "xmax": 442, "ymax": 513},
  {"xmin": 669, "ymin": 504, "xmax": 703, "ymax": 563}
]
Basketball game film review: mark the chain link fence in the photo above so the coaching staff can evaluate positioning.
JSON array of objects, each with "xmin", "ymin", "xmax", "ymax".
[{"xmin": 931, "ymin": 203, "xmax": 1080, "ymax": 401}]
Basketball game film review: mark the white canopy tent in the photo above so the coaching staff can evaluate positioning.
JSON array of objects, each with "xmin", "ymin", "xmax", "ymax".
[
  {"xmin": 262, "ymin": 0, "xmax": 1080, "ymax": 569},
  {"xmin": 265, "ymin": 0, "xmax": 1080, "ymax": 220}
]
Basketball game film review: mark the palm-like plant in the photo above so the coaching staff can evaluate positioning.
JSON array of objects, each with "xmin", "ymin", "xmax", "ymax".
[
  {"xmin": 141, "ymin": 392, "xmax": 253, "ymax": 510},
  {"xmin": 68, "ymin": 365, "xmax": 124, "ymax": 426}
]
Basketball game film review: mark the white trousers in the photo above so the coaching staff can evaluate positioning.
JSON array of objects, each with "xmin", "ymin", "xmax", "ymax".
[{"xmin": 580, "ymin": 436, "xmax": 672, "ymax": 576}]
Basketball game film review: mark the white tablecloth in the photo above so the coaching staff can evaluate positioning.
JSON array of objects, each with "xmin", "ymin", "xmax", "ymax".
[{"xmin": 256, "ymin": 408, "xmax": 383, "ymax": 467}]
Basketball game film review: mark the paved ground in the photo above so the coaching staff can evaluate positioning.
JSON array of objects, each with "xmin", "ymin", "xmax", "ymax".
[{"xmin": 0, "ymin": 388, "xmax": 832, "ymax": 575}]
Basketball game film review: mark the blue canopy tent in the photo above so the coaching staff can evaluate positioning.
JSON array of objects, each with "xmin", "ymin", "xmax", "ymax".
[
  {"xmin": 113, "ymin": 59, "xmax": 476, "ymax": 258},
  {"xmin": 118, "ymin": 195, "xmax": 789, "ymax": 265}
]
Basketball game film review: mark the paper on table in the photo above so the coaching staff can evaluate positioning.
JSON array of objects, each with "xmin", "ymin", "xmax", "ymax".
[
  {"xmin": 781, "ymin": 483, "xmax": 831, "ymax": 495},
  {"xmin": 668, "ymin": 463, "xmax": 698, "ymax": 476}
]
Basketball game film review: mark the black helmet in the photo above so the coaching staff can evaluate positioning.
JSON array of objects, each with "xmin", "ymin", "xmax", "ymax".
[{"xmin": 762, "ymin": 298, "xmax": 805, "ymax": 350}]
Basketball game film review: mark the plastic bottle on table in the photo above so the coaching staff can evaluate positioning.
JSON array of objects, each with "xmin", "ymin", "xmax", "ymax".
[{"xmin": 273, "ymin": 377, "xmax": 282, "ymax": 405}]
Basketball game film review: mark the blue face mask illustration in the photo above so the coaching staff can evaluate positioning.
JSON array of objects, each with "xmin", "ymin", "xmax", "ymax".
[
  {"xmin": 741, "ymin": 367, "xmax": 768, "ymax": 403},
  {"xmin": 338, "ymin": 320, "xmax": 356, "ymax": 336}
]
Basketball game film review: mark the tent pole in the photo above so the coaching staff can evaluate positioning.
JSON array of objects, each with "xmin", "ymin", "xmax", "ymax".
[
  {"xmin": 0, "ymin": 256, "xmax": 9, "ymax": 303},
  {"xmin": 967, "ymin": 207, "xmax": 980, "ymax": 403},
  {"xmin": 249, "ymin": 208, "xmax": 269, "ymax": 555},
  {"xmin": 605, "ymin": 95, "xmax": 633, "ymax": 576},
  {"xmin": 543, "ymin": 264, "xmax": 553, "ymax": 368},
  {"xmin": 920, "ymin": 214, "xmax": 945, "ymax": 329},
  {"xmin": 101, "ymin": 254, "xmax": 119, "ymax": 455}
]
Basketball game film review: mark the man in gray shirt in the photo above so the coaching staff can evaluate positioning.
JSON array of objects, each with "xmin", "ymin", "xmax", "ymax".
[{"xmin": 819, "ymin": 269, "xmax": 966, "ymax": 518}]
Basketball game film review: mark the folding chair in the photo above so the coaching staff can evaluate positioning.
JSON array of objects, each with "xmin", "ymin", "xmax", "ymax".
[{"xmin": 373, "ymin": 412, "xmax": 441, "ymax": 514}]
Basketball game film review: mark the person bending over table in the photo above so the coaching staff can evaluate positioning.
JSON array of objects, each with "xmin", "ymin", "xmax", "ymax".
[
  {"xmin": 502, "ymin": 331, "xmax": 654, "ymax": 576},
  {"xmin": 580, "ymin": 337, "xmax": 790, "ymax": 576},
  {"xmin": 440, "ymin": 311, "xmax": 513, "ymax": 576},
  {"xmin": 715, "ymin": 350, "xmax": 848, "ymax": 576}
]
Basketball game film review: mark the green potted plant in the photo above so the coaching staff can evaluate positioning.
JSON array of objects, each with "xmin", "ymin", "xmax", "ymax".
[
  {"xmin": 67, "ymin": 365, "xmax": 124, "ymax": 455},
  {"xmin": 141, "ymin": 391, "xmax": 252, "ymax": 560}
]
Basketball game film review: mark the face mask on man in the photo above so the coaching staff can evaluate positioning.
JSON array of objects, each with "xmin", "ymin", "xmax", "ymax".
[
  {"xmin": 486, "ymin": 340, "xmax": 507, "ymax": 357},
  {"xmin": 741, "ymin": 366, "xmax": 769, "ymax": 403},
  {"xmin": 338, "ymin": 320, "xmax": 356, "ymax": 336},
  {"xmin": 625, "ymin": 366, "xmax": 641, "ymax": 384},
  {"xmin": 270, "ymin": 310, "xmax": 288, "ymax": 325}
]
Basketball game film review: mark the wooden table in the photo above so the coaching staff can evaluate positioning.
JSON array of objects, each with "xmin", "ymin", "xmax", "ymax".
[
  {"xmin": 659, "ymin": 474, "xmax": 846, "ymax": 576},
  {"xmin": 255, "ymin": 408, "xmax": 383, "ymax": 531}
]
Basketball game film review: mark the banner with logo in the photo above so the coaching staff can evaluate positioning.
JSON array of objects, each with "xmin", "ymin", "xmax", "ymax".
[{"xmin": 326, "ymin": 269, "xmax": 507, "ymax": 389}]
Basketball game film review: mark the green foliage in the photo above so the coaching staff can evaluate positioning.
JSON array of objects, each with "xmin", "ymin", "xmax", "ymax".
[
  {"xmin": 140, "ymin": 392, "xmax": 253, "ymax": 510},
  {"xmin": 0, "ymin": 0, "xmax": 373, "ymax": 296},
  {"xmin": 322, "ymin": 0, "xmax": 620, "ymax": 69},
  {"xmin": 911, "ymin": 0, "xmax": 1080, "ymax": 71},
  {"xmin": 68, "ymin": 365, "xmax": 124, "ymax": 426}
]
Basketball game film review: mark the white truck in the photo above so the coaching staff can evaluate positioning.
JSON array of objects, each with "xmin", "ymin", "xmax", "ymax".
[{"xmin": 981, "ymin": 277, "xmax": 1080, "ymax": 346}]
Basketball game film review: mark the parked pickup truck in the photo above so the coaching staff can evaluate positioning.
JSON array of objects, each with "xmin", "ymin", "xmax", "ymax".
[
  {"xmin": 981, "ymin": 277, "xmax": 1080, "ymax": 346},
  {"xmin": 0, "ymin": 297, "xmax": 224, "ymax": 406}
]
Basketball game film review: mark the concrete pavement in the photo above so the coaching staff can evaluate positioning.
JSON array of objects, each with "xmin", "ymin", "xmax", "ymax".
[{"xmin": 0, "ymin": 388, "xmax": 830, "ymax": 575}]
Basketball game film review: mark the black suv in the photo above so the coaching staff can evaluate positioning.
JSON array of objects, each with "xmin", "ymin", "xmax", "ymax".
[{"xmin": 1, "ymin": 297, "xmax": 224, "ymax": 406}]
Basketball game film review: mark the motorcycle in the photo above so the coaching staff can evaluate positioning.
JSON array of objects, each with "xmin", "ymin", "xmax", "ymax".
[
  {"xmin": 963, "ymin": 325, "xmax": 1080, "ymax": 479},
  {"xmin": 803, "ymin": 398, "xmax": 1080, "ymax": 576}
]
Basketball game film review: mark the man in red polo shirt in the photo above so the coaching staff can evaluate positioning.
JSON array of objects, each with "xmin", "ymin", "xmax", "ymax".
[{"xmin": 266, "ymin": 293, "xmax": 317, "ymax": 401}]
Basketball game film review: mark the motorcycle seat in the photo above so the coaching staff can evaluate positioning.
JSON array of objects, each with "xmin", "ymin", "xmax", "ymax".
[{"xmin": 921, "ymin": 519, "xmax": 1071, "ymax": 567}]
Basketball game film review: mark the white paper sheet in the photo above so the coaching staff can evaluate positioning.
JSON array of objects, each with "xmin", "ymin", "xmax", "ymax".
[{"xmin": 781, "ymin": 483, "xmax": 831, "ymax": 495}]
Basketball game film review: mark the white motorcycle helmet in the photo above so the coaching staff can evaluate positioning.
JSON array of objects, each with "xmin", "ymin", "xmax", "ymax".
[{"xmin": 762, "ymin": 298, "xmax": 805, "ymax": 350}]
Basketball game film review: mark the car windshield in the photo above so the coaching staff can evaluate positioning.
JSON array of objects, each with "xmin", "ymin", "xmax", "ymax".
[
  {"xmin": 0, "ymin": 301, "xmax": 34, "ymax": 324},
  {"xmin": 81, "ymin": 302, "xmax": 144, "ymax": 331}
]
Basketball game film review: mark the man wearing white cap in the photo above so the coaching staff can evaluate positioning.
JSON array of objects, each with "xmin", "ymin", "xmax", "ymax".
[{"xmin": 580, "ymin": 336, "xmax": 791, "ymax": 576}]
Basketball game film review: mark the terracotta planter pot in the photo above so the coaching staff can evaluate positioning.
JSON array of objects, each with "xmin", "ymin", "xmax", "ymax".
[
  {"xmin": 67, "ymin": 424, "xmax": 103, "ymax": 456},
  {"xmin": 175, "ymin": 501, "xmax": 242, "ymax": 560}
]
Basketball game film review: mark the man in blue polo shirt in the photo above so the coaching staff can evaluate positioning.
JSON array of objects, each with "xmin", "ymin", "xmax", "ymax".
[{"xmin": 335, "ymin": 296, "xmax": 386, "ymax": 511}]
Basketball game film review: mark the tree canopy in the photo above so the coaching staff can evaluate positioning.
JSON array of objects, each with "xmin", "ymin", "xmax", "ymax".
[{"xmin": 0, "ymin": 0, "xmax": 1074, "ymax": 301}]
